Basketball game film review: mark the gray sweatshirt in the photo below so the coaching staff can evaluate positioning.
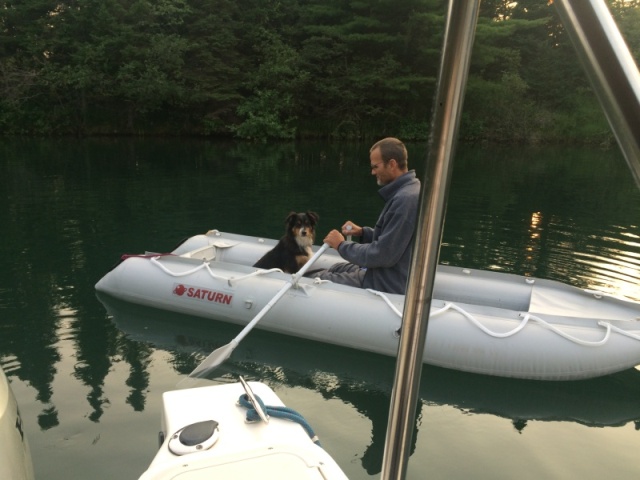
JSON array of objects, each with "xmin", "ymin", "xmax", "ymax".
[{"xmin": 337, "ymin": 170, "xmax": 421, "ymax": 294}]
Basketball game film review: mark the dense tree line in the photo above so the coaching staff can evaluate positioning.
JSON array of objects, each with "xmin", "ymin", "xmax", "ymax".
[{"xmin": 1, "ymin": 0, "xmax": 639, "ymax": 142}]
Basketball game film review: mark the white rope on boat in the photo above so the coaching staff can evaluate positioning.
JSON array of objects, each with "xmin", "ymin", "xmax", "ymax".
[
  {"xmin": 431, "ymin": 302, "xmax": 532, "ymax": 338},
  {"xmin": 149, "ymin": 257, "xmax": 638, "ymax": 346},
  {"xmin": 358, "ymin": 291, "xmax": 618, "ymax": 347},
  {"xmin": 150, "ymin": 256, "xmax": 283, "ymax": 286},
  {"xmin": 151, "ymin": 257, "xmax": 212, "ymax": 277},
  {"xmin": 431, "ymin": 302, "xmax": 614, "ymax": 347},
  {"xmin": 365, "ymin": 289, "xmax": 403, "ymax": 318},
  {"xmin": 603, "ymin": 321, "xmax": 640, "ymax": 341},
  {"xmin": 522, "ymin": 313, "xmax": 612, "ymax": 346},
  {"xmin": 204, "ymin": 264, "xmax": 285, "ymax": 286}
]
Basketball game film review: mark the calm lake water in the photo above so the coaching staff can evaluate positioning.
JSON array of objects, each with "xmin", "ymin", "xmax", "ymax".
[{"xmin": 1, "ymin": 138, "xmax": 639, "ymax": 479}]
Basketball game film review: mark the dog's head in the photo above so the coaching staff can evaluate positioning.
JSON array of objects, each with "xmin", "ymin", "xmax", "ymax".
[{"xmin": 285, "ymin": 211, "xmax": 318, "ymax": 244}]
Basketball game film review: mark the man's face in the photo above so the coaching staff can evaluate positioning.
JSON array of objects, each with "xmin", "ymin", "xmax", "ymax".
[{"xmin": 370, "ymin": 147, "xmax": 392, "ymax": 186}]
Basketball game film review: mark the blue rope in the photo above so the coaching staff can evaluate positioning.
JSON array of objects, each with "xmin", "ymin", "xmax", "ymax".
[{"xmin": 238, "ymin": 393, "xmax": 322, "ymax": 447}]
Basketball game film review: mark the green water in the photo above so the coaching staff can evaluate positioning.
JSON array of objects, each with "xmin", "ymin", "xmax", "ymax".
[{"xmin": 1, "ymin": 138, "xmax": 639, "ymax": 479}]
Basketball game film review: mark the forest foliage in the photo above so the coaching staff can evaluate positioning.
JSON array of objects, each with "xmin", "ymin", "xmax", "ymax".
[{"xmin": 1, "ymin": 0, "xmax": 639, "ymax": 143}]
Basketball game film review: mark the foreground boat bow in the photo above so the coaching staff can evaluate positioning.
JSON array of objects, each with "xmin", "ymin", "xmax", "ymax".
[
  {"xmin": 138, "ymin": 379, "xmax": 347, "ymax": 480},
  {"xmin": 0, "ymin": 367, "xmax": 35, "ymax": 480}
]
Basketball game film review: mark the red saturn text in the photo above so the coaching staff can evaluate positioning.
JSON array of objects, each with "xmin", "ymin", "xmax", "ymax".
[{"xmin": 172, "ymin": 283, "xmax": 233, "ymax": 305}]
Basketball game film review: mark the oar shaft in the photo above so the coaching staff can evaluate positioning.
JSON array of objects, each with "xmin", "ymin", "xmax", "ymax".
[
  {"xmin": 294, "ymin": 243, "xmax": 330, "ymax": 279},
  {"xmin": 235, "ymin": 282, "xmax": 293, "ymax": 343},
  {"xmin": 234, "ymin": 243, "xmax": 329, "ymax": 344},
  {"xmin": 186, "ymin": 243, "xmax": 330, "ymax": 378}
]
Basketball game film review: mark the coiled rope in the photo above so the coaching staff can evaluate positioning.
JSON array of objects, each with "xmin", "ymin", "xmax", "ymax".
[{"xmin": 237, "ymin": 393, "xmax": 321, "ymax": 446}]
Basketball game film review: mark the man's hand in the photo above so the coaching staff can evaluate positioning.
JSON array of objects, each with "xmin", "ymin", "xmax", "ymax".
[
  {"xmin": 323, "ymin": 229, "xmax": 345, "ymax": 249},
  {"xmin": 341, "ymin": 221, "xmax": 362, "ymax": 237}
]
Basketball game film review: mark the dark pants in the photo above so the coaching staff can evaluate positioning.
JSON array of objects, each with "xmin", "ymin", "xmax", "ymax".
[{"xmin": 311, "ymin": 262, "xmax": 365, "ymax": 288}]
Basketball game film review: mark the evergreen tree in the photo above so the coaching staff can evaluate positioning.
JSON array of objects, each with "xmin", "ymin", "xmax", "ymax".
[{"xmin": 0, "ymin": 0, "xmax": 637, "ymax": 141}]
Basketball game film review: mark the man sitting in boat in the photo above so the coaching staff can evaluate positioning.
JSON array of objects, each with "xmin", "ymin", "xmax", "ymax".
[{"xmin": 311, "ymin": 137, "xmax": 420, "ymax": 294}]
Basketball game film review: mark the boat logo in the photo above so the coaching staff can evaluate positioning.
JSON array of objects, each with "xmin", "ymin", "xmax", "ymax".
[{"xmin": 172, "ymin": 283, "xmax": 233, "ymax": 306}]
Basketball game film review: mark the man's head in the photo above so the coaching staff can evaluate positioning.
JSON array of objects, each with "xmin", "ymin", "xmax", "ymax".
[{"xmin": 369, "ymin": 137, "xmax": 408, "ymax": 186}]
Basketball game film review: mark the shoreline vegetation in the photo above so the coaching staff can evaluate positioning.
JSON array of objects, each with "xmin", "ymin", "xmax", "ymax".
[{"xmin": 1, "ymin": 1, "xmax": 638, "ymax": 144}]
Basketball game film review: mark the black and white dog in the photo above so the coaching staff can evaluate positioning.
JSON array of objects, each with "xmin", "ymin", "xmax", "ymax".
[{"xmin": 253, "ymin": 211, "xmax": 319, "ymax": 274}]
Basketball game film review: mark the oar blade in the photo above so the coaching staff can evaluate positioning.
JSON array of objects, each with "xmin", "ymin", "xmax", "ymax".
[{"xmin": 187, "ymin": 339, "xmax": 239, "ymax": 379}]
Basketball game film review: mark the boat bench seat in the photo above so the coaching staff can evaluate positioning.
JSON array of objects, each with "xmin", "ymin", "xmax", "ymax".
[{"xmin": 181, "ymin": 245, "xmax": 217, "ymax": 261}]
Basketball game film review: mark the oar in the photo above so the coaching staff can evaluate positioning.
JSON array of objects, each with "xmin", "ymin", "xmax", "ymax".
[{"xmin": 186, "ymin": 243, "xmax": 330, "ymax": 379}]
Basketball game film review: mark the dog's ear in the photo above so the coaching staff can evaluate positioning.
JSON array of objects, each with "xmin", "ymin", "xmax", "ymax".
[
  {"xmin": 307, "ymin": 211, "xmax": 319, "ymax": 225},
  {"xmin": 285, "ymin": 212, "xmax": 298, "ymax": 225}
]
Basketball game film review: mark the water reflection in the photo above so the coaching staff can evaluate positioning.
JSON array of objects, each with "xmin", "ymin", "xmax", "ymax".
[
  {"xmin": 443, "ymin": 145, "xmax": 640, "ymax": 300},
  {"xmin": 97, "ymin": 294, "xmax": 640, "ymax": 472},
  {"xmin": 3, "ymin": 301, "xmax": 61, "ymax": 431}
]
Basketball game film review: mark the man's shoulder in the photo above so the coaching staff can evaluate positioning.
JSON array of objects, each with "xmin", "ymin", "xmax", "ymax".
[
  {"xmin": 395, "ymin": 173, "xmax": 420, "ymax": 196},
  {"xmin": 379, "ymin": 170, "xmax": 420, "ymax": 201}
]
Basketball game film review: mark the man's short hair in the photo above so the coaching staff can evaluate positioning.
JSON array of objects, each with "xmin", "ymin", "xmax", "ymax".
[{"xmin": 370, "ymin": 137, "xmax": 408, "ymax": 169}]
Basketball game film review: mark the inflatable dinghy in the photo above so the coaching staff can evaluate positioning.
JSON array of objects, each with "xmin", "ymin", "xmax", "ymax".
[{"xmin": 95, "ymin": 230, "xmax": 640, "ymax": 381}]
